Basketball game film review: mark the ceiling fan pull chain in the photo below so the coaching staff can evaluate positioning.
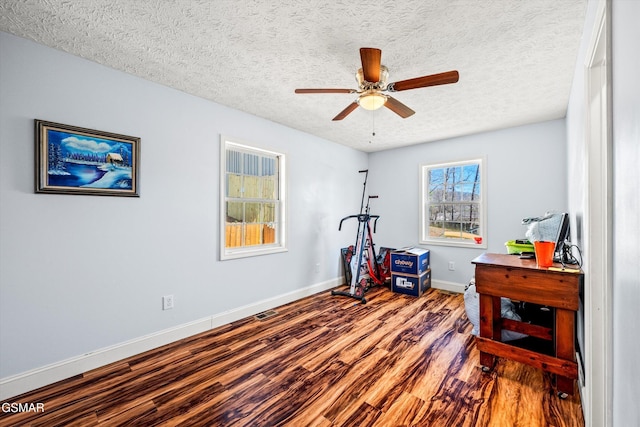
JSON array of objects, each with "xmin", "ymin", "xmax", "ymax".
[{"xmin": 370, "ymin": 110, "xmax": 376, "ymax": 142}]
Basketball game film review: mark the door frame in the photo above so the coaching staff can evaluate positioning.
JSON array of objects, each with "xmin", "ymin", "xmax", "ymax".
[{"xmin": 581, "ymin": 1, "xmax": 613, "ymax": 425}]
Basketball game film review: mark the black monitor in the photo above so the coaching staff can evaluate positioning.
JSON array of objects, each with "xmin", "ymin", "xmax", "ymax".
[{"xmin": 554, "ymin": 213, "xmax": 571, "ymax": 263}]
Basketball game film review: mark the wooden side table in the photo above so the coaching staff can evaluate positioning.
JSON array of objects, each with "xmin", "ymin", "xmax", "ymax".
[{"xmin": 471, "ymin": 253, "xmax": 583, "ymax": 397}]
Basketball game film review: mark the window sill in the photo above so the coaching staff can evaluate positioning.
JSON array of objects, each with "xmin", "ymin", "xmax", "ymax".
[
  {"xmin": 419, "ymin": 238, "xmax": 487, "ymax": 249},
  {"xmin": 221, "ymin": 246, "xmax": 288, "ymax": 261}
]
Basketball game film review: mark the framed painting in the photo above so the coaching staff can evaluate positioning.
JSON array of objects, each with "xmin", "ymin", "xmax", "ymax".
[{"xmin": 35, "ymin": 120, "xmax": 140, "ymax": 197}]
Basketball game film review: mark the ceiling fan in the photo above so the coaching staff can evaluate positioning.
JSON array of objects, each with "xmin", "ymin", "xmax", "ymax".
[{"xmin": 295, "ymin": 47, "xmax": 459, "ymax": 121}]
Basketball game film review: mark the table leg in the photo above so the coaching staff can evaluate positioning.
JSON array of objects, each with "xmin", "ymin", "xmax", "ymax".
[
  {"xmin": 479, "ymin": 294, "xmax": 501, "ymax": 371},
  {"xmin": 555, "ymin": 308, "xmax": 576, "ymax": 396}
]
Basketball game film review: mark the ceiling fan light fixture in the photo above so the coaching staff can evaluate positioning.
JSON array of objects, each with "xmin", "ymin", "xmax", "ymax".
[{"xmin": 358, "ymin": 92, "xmax": 387, "ymax": 110}]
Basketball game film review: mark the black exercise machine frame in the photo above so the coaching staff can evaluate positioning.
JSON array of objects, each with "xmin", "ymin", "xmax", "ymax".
[{"xmin": 332, "ymin": 170, "xmax": 386, "ymax": 304}]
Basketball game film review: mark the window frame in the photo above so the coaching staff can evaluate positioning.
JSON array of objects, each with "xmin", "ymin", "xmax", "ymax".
[
  {"xmin": 419, "ymin": 158, "xmax": 487, "ymax": 249},
  {"xmin": 220, "ymin": 136, "xmax": 287, "ymax": 260}
]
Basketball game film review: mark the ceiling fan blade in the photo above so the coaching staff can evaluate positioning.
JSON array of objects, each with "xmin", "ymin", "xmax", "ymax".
[
  {"xmin": 360, "ymin": 48, "xmax": 382, "ymax": 83},
  {"xmin": 387, "ymin": 70, "xmax": 459, "ymax": 92},
  {"xmin": 332, "ymin": 102, "xmax": 359, "ymax": 121},
  {"xmin": 384, "ymin": 96, "xmax": 415, "ymax": 118},
  {"xmin": 295, "ymin": 88, "xmax": 355, "ymax": 94}
]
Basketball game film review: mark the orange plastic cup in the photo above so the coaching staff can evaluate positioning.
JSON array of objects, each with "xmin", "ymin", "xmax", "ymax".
[{"xmin": 533, "ymin": 241, "xmax": 556, "ymax": 268}]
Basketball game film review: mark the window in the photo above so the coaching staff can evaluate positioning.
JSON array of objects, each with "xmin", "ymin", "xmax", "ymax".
[
  {"xmin": 419, "ymin": 158, "xmax": 486, "ymax": 248},
  {"xmin": 220, "ymin": 137, "xmax": 286, "ymax": 260}
]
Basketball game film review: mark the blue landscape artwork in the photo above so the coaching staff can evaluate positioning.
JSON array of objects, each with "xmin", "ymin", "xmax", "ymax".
[{"xmin": 45, "ymin": 129, "xmax": 134, "ymax": 190}]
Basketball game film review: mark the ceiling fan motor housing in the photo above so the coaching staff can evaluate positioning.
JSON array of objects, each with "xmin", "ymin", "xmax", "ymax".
[{"xmin": 356, "ymin": 65, "xmax": 389, "ymax": 90}]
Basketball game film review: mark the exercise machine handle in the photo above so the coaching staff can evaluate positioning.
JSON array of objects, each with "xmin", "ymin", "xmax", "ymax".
[
  {"xmin": 338, "ymin": 214, "xmax": 380, "ymax": 233},
  {"xmin": 338, "ymin": 213, "xmax": 379, "ymax": 230},
  {"xmin": 339, "ymin": 214, "xmax": 359, "ymax": 230},
  {"xmin": 370, "ymin": 215, "xmax": 380, "ymax": 232}
]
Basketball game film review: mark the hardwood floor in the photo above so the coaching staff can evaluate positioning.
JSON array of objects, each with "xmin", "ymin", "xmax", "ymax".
[{"xmin": 0, "ymin": 286, "xmax": 584, "ymax": 426}]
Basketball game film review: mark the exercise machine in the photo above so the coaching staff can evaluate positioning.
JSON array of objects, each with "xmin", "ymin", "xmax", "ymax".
[{"xmin": 332, "ymin": 170, "xmax": 391, "ymax": 304}]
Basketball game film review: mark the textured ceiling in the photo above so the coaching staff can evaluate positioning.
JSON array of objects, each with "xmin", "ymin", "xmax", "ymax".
[{"xmin": 0, "ymin": 0, "xmax": 587, "ymax": 152}]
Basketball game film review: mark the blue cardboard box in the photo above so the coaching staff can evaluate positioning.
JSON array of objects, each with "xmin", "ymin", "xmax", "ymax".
[
  {"xmin": 390, "ymin": 247, "xmax": 430, "ymax": 275},
  {"xmin": 391, "ymin": 270, "xmax": 431, "ymax": 297}
]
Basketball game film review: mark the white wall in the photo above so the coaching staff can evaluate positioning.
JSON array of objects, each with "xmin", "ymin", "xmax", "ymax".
[
  {"xmin": 367, "ymin": 120, "xmax": 568, "ymax": 288},
  {"xmin": 611, "ymin": 0, "xmax": 640, "ymax": 424},
  {"xmin": 0, "ymin": 32, "xmax": 367, "ymax": 391}
]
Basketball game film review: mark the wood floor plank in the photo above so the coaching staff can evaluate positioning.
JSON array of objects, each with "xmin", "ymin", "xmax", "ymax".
[
  {"xmin": 374, "ymin": 391, "xmax": 425, "ymax": 427},
  {"xmin": 0, "ymin": 286, "xmax": 584, "ymax": 426},
  {"xmin": 339, "ymin": 401, "xmax": 382, "ymax": 427},
  {"xmin": 321, "ymin": 348, "xmax": 392, "ymax": 425}
]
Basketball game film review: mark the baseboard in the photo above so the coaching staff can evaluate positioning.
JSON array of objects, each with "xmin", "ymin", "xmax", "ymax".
[
  {"xmin": 0, "ymin": 277, "xmax": 341, "ymax": 400},
  {"xmin": 432, "ymin": 279, "xmax": 465, "ymax": 294}
]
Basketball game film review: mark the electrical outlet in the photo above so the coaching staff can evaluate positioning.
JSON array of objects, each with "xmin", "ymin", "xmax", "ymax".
[
  {"xmin": 162, "ymin": 295, "xmax": 174, "ymax": 310},
  {"xmin": 315, "ymin": 263, "xmax": 320, "ymax": 273},
  {"xmin": 448, "ymin": 261, "xmax": 455, "ymax": 271}
]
